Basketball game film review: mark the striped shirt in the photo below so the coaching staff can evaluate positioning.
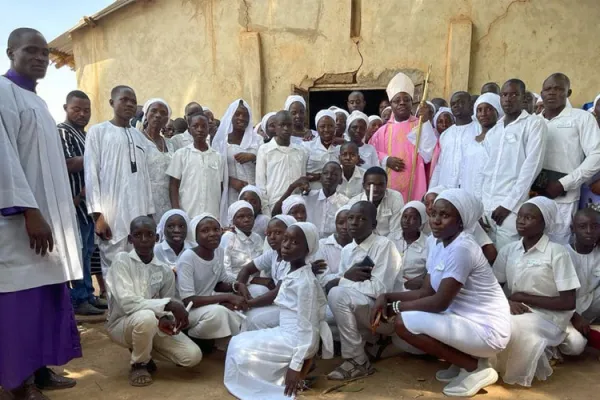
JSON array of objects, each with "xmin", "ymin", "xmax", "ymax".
[{"xmin": 57, "ymin": 122, "xmax": 91, "ymax": 222}]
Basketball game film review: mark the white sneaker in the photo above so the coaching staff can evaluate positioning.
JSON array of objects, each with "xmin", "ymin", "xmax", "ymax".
[
  {"xmin": 443, "ymin": 361, "xmax": 498, "ymax": 397},
  {"xmin": 435, "ymin": 364, "xmax": 461, "ymax": 382}
]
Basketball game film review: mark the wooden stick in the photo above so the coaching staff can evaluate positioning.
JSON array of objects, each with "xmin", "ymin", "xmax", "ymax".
[
  {"xmin": 371, "ymin": 311, "xmax": 381, "ymax": 334},
  {"xmin": 321, "ymin": 375, "xmax": 373, "ymax": 395},
  {"xmin": 407, "ymin": 64, "xmax": 432, "ymax": 200}
]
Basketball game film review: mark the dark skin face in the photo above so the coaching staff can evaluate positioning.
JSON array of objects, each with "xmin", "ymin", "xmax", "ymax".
[
  {"xmin": 240, "ymin": 191, "xmax": 262, "ymax": 216},
  {"xmin": 110, "ymin": 88, "xmax": 137, "ymax": 122},
  {"xmin": 347, "ymin": 205, "xmax": 375, "ymax": 242},
  {"xmin": 516, "ymin": 203, "xmax": 545, "ymax": 239},
  {"xmin": 195, "ymin": 218, "xmax": 222, "ymax": 251},
  {"xmin": 435, "ymin": 112, "xmax": 453, "ymax": 134},
  {"xmin": 391, "ymin": 92, "xmax": 412, "ymax": 121},
  {"xmin": 424, "ymin": 193, "xmax": 437, "ymax": 217},
  {"xmin": 401, "ymin": 207, "xmax": 422, "ymax": 235},
  {"xmin": 164, "ymin": 215, "xmax": 187, "ymax": 249},
  {"xmin": 185, "ymin": 104, "xmax": 203, "ymax": 125},
  {"xmin": 265, "ymin": 116, "xmax": 277, "ymax": 138},
  {"xmin": 339, "ymin": 143, "xmax": 360, "ymax": 170},
  {"xmin": 522, "ymin": 92, "xmax": 536, "ymax": 114},
  {"xmin": 189, "ymin": 115, "xmax": 210, "ymax": 145},
  {"xmin": 320, "ymin": 163, "xmax": 343, "ymax": 193},
  {"xmin": 348, "ymin": 119, "xmax": 368, "ymax": 144},
  {"xmin": 429, "ymin": 199, "xmax": 462, "ymax": 244},
  {"xmin": 500, "ymin": 82, "xmax": 524, "ymax": 116},
  {"xmin": 381, "ymin": 108, "xmax": 392, "ymax": 122},
  {"xmin": 379, "ymin": 100, "xmax": 391, "ymax": 116},
  {"xmin": 232, "ymin": 105, "xmax": 250, "ymax": 134},
  {"xmin": 363, "ymin": 174, "xmax": 387, "ymax": 203},
  {"xmin": 233, "ymin": 207, "xmax": 255, "ymax": 235},
  {"xmin": 335, "ymin": 113, "xmax": 347, "ymax": 137},
  {"xmin": 162, "ymin": 119, "xmax": 175, "ymax": 138},
  {"xmin": 266, "ymin": 219, "xmax": 287, "ymax": 251},
  {"xmin": 571, "ymin": 211, "xmax": 600, "ymax": 249},
  {"xmin": 347, "ymin": 92, "xmax": 366, "ymax": 112},
  {"xmin": 64, "ymin": 97, "xmax": 91, "ymax": 129},
  {"xmin": 275, "ymin": 113, "xmax": 293, "ymax": 142},
  {"xmin": 317, "ymin": 116, "xmax": 336, "ymax": 146},
  {"xmin": 288, "ymin": 204, "xmax": 307, "ymax": 222},
  {"xmin": 541, "ymin": 75, "xmax": 571, "ymax": 112},
  {"xmin": 7, "ymin": 30, "xmax": 49, "ymax": 80},
  {"xmin": 280, "ymin": 226, "xmax": 309, "ymax": 263},
  {"xmin": 146, "ymin": 102, "xmax": 169, "ymax": 132},
  {"xmin": 476, "ymin": 103, "xmax": 498, "ymax": 129},
  {"xmin": 335, "ymin": 210, "xmax": 351, "ymax": 244},
  {"xmin": 368, "ymin": 119, "xmax": 383, "ymax": 136},
  {"xmin": 204, "ymin": 110, "xmax": 216, "ymax": 135},
  {"xmin": 450, "ymin": 93, "xmax": 471, "ymax": 119},
  {"xmin": 128, "ymin": 221, "xmax": 159, "ymax": 263},
  {"xmin": 289, "ymin": 102, "xmax": 306, "ymax": 130}
]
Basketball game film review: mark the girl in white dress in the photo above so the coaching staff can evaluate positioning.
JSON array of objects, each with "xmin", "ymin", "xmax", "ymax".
[
  {"xmin": 492, "ymin": 196, "xmax": 580, "ymax": 387},
  {"xmin": 303, "ymin": 110, "xmax": 340, "ymax": 190},
  {"xmin": 212, "ymin": 99, "xmax": 264, "ymax": 221},
  {"xmin": 220, "ymin": 201, "xmax": 263, "ymax": 281},
  {"xmin": 372, "ymin": 189, "xmax": 511, "ymax": 397},
  {"xmin": 153, "ymin": 209, "xmax": 194, "ymax": 272},
  {"xmin": 346, "ymin": 111, "xmax": 380, "ymax": 169},
  {"xmin": 224, "ymin": 222, "xmax": 333, "ymax": 400},
  {"xmin": 238, "ymin": 185, "xmax": 271, "ymax": 239},
  {"xmin": 139, "ymin": 98, "xmax": 175, "ymax": 223}
]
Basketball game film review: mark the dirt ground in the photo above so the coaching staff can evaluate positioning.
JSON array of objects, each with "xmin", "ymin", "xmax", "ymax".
[{"xmin": 46, "ymin": 320, "xmax": 600, "ymax": 400}]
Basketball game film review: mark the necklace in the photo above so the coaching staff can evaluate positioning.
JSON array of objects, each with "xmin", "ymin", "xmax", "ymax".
[{"xmin": 144, "ymin": 129, "xmax": 166, "ymax": 153}]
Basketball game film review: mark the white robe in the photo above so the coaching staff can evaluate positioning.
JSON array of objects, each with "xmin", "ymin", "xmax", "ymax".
[
  {"xmin": 84, "ymin": 121, "xmax": 155, "ymax": 245},
  {"xmin": 224, "ymin": 265, "xmax": 332, "ymax": 400},
  {"xmin": 0, "ymin": 77, "xmax": 82, "ymax": 292}
]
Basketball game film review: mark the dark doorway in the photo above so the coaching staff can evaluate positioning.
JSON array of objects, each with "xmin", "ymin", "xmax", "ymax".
[{"xmin": 307, "ymin": 89, "xmax": 387, "ymax": 130}]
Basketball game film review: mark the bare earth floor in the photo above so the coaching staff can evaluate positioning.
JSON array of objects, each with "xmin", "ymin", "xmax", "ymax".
[{"xmin": 48, "ymin": 322, "xmax": 599, "ymax": 400}]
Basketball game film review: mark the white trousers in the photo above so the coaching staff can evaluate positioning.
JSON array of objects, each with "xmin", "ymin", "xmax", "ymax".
[
  {"xmin": 107, "ymin": 309, "xmax": 202, "ymax": 367},
  {"xmin": 99, "ymin": 237, "xmax": 131, "ymax": 277},
  {"xmin": 484, "ymin": 210, "xmax": 519, "ymax": 251},
  {"xmin": 559, "ymin": 296, "xmax": 600, "ymax": 356},
  {"xmin": 549, "ymin": 202, "xmax": 578, "ymax": 245},
  {"xmin": 187, "ymin": 304, "xmax": 243, "ymax": 339}
]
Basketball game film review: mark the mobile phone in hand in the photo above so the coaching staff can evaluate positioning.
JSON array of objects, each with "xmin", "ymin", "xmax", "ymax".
[{"xmin": 361, "ymin": 255, "xmax": 375, "ymax": 268}]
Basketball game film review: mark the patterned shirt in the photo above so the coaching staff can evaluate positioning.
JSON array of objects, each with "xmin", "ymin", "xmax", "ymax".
[{"xmin": 57, "ymin": 121, "xmax": 91, "ymax": 222}]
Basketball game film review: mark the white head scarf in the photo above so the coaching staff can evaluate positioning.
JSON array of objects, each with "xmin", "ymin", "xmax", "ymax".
[
  {"xmin": 415, "ymin": 101, "xmax": 436, "ymax": 117},
  {"xmin": 273, "ymin": 214, "xmax": 297, "ymax": 227},
  {"xmin": 435, "ymin": 189, "xmax": 483, "ymax": 234},
  {"xmin": 368, "ymin": 115, "xmax": 383, "ymax": 124},
  {"xmin": 330, "ymin": 107, "xmax": 350, "ymax": 119},
  {"xmin": 346, "ymin": 110, "xmax": 369, "ymax": 132},
  {"xmin": 141, "ymin": 98, "xmax": 172, "ymax": 127},
  {"xmin": 401, "ymin": 201, "xmax": 428, "ymax": 229},
  {"xmin": 260, "ymin": 112, "xmax": 277, "ymax": 134},
  {"xmin": 291, "ymin": 222, "xmax": 320, "ymax": 258},
  {"xmin": 227, "ymin": 200, "xmax": 254, "ymax": 226},
  {"xmin": 190, "ymin": 212, "xmax": 220, "ymax": 242},
  {"xmin": 473, "ymin": 93, "xmax": 504, "ymax": 120},
  {"xmin": 282, "ymin": 195, "xmax": 307, "ymax": 216},
  {"xmin": 335, "ymin": 204, "xmax": 352, "ymax": 221},
  {"xmin": 315, "ymin": 109, "xmax": 336, "ymax": 128},
  {"xmin": 238, "ymin": 184, "xmax": 270, "ymax": 217},
  {"xmin": 524, "ymin": 196, "xmax": 559, "ymax": 235},
  {"xmin": 432, "ymin": 107, "xmax": 455, "ymax": 131},
  {"xmin": 425, "ymin": 185, "xmax": 449, "ymax": 197},
  {"xmin": 590, "ymin": 94, "xmax": 600, "ymax": 114},
  {"xmin": 157, "ymin": 209, "xmax": 190, "ymax": 242},
  {"xmin": 386, "ymin": 72, "xmax": 415, "ymax": 101},
  {"xmin": 284, "ymin": 95, "xmax": 306, "ymax": 111}
]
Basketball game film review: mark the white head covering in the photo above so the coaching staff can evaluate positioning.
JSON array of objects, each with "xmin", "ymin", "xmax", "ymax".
[
  {"xmin": 315, "ymin": 109, "xmax": 336, "ymax": 128},
  {"xmin": 401, "ymin": 201, "xmax": 428, "ymax": 229},
  {"xmin": 227, "ymin": 200, "xmax": 254, "ymax": 226},
  {"xmin": 291, "ymin": 222, "xmax": 320, "ymax": 258},
  {"xmin": 212, "ymin": 99, "xmax": 263, "ymax": 223},
  {"xmin": 591, "ymin": 94, "xmax": 600, "ymax": 114},
  {"xmin": 368, "ymin": 115, "xmax": 383, "ymax": 124},
  {"xmin": 157, "ymin": 209, "xmax": 190, "ymax": 242},
  {"xmin": 238, "ymin": 184, "xmax": 270, "ymax": 217},
  {"xmin": 272, "ymin": 214, "xmax": 297, "ymax": 227},
  {"xmin": 415, "ymin": 101, "xmax": 436, "ymax": 117},
  {"xmin": 386, "ymin": 72, "xmax": 415, "ymax": 101},
  {"xmin": 260, "ymin": 112, "xmax": 277, "ymax": 134},
  {"xmin": 346, "ymin": 110, "xmax": 369, "ymax": 132},
  {"xmin": 524, "ymin": 196, "xmax": 559, "ymax": 235},
  {"xmin": 282, "ymin": 195, "xmax": 307, "ymax": 216},
  {"xmin": 432, "ymin": 107, "xmax": 455, "ymax": 131},
  {"xmin": 473, "ymin": 93, "xmax": 504, "ymax": 120},
  {"xmin": 190, "ymin": 212, "xmax": 220, "ymax": 242},
  {"xmin": 330, "ymin": 107, "xmax": 350, "ymax": 119},
  {"xmin": 435, "ymin": 189, "xmax": 483, "ymax": 234},
  {"xmin": 284, "ymin": 95, "xmax": 306, "ymax": 111},
  {"xmin": 335, "ymin": 204, "xmax": 352, "ymax": 221},
  {"xmin": 141, "ymin": 98, "xmax": 172, "ymax": 127},
  {"xmin": 425, "ymin": 185, "xmax": 449, "ymax": 197}
]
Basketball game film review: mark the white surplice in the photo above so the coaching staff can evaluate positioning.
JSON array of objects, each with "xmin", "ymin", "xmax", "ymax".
[
  {"xmin": 0, "ymin": 77, "xmax": 82, "ymax": 292},
  {"xmin": 84, "ymin": 121, "xmax": 155, "ymax": 245}
]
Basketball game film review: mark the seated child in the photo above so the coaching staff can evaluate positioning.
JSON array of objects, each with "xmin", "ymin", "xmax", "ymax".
[
  {"xmin": 177, "ymin": 213, "xmax": 249, "ymax": 343},
  {"xmin": 238, "ymin": 185, "xmax": 271, "ymax": 239},
  {"xmin": 154, "ymin": 209, "xmax": 194, "ymax": 272},
  {"xmin": 493, "ymin": 197, "xmax": 580, "ymax": 387},
  {"xmin": 315, "ymin": 205, "xmax": 352, "ymax": 288},
  {"xmin": 559, "ymin": 208, "xmax": 600, "ymax": 355},
  {"xmin": 338, "ymin": 141, "xmax": 365, "ymax": 199},
  {"xmin": 271, "ymin": 176, "xmax": 310, "ymax": 222},
  {"xmin": 221, "ymin": 200, "xmax": 263, "ymax": 281},
  {"xmin": 106, "ymin": 216, "xmax": 202, "ymax": 387},
  {"xmin": 224, "ymin": 222, "xmax": 333, "ymax": 400}
]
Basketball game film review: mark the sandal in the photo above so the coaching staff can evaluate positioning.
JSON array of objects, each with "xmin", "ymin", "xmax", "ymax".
[
  {"xmin": 366, "ymin": 335, "xmax": 392, "ymax": 362},
  {"xmin": 147, "ymin": 359, "xmax": 158, "ymax": 374},
  {"xmin": 327, "ymin": 359, "xmax": 375, "ymax": 381},
  {"xmin": 129, "ymin": 363, "xmax": 153, "ymax": 387}
]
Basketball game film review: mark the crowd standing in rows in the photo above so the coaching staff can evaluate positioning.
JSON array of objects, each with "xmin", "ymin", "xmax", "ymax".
[{"xmin": 3, "ymin": 27, "xmax": 600, "ymax": 400}]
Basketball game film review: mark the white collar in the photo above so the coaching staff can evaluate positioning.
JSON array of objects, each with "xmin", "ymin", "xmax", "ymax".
[
  {"xmin": 128, "ymin": 249, "xmax": 162, "ymax": 266},
  {"xmin": 354, "ymin": 233, "xmax": 377, "ymax": 252}
]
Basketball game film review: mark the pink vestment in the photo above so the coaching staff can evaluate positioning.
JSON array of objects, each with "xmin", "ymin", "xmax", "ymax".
[{"xmin": 370, "ymin": 116, "xmax": 427, "ymax": 202}]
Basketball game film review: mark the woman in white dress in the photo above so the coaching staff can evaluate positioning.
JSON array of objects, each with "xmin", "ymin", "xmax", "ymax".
[
  {"xmin": 460, "ymin": 93, "xmax": 503, "ymax": 200},
  {"xmin": 372, "ymin": 189, "xmax": 511, "ymax": 397},
  {"xmin": 212, "ymin": 99, "xmax": 264, "ymax": 222},
  {"xmin": 224, "ymin": 222, "xmax": 333, "ymax": 400},
  {"xmin": 139, "ymin": 98, "xmax": 174, "ymax": 223},
  {"xmin": 153, "ymin": 209, "xmax": 194, "ymax": 272},
  {"xmin": 492, "ymin": 196, "xmax": 580, "ymax": 387}
]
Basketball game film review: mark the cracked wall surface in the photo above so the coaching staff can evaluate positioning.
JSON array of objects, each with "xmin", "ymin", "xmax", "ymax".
[{"xmin": 72, "ymin": 0, "xmax": 600, "ymax": 124}]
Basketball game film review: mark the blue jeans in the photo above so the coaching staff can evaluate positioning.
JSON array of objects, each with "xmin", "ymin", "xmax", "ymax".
[{"xmin": 70, "ymin": 216, "xmax": 96, "ymax": 306}]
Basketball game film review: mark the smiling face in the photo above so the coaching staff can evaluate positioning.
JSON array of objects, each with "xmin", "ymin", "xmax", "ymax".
[
  {"xmin": 516, "ymin": 203, "xmax": 545, "ymax": 238},
  {"xmin": 572, "ymin": 210, "xmax": 600, "ymax": 248},
  {"xmin": 233, "ymin": 207, "xmax": 255, "ymax": 235},
  {"xmin": 266, "ymin": 219, "xmax": 288, "ymax": 251},
  {"xmin": 232, "ymin": 104, "xmax": 250, "ymax": 133},
  {"xmin": 146, "ymin": 102, "xmax": 169, "ymax": 131},
  {"xmin": 476, "ymin": 103, "xmax": 498, "ymax": 129},
  {"xmin": 7, "ymin": 30, "xmax": 49, "ymax": 80},
  {"xmin": 280, "ymin": 226, "xmax": 309, "ymax": 262},
  {"xmin": 289, "ymin": 102, "xmax": 306, "ymax": 130},
  {"xmin": 164, "ymin": 214, "xmax": 188, "ymax": 247},
  {"xmin": 429, "ymin": 199, "xmax": 462, "ymax": 240},
  {"xmin": 317, "ymin": 116, "xmax": 336, "ymax": 146},
  {"xmin": 195, "ymin": 218, "xmax": 222, "ymax": 250}
]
